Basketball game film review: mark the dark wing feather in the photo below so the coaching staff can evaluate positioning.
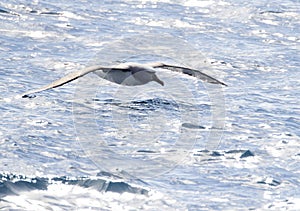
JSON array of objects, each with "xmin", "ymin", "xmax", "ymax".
[
  {"xmin": 22, "ymin": 65, "xmax": 112, "ymax": 97},
  {"xmin": 152, "ymin": 63, "xmax": 227, "ymax": 86}
]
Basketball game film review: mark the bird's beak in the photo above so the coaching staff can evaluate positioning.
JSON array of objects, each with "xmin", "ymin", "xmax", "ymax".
[{"xmin": 153, "ymin": 74, "xmax": 164, "ymax": 86}]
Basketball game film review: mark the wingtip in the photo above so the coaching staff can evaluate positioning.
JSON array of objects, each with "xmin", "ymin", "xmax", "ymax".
[
  {"xmin": 222, "ymin": 82, "xmax": 228, "ymax": 87},
  {"xmin": 213, "ymin": 81, "xmax": 227, "ymax": 87}
]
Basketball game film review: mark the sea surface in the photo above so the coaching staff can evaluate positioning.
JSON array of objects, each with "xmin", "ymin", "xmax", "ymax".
[{"xmin": 0, "ymin": 0, "xmax": 299, "ymax": 210}]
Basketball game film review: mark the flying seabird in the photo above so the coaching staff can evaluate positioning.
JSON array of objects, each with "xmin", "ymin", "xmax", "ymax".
[{"xmin": 22, "ymin": 62, "xmax": 227, "ymax": 98}]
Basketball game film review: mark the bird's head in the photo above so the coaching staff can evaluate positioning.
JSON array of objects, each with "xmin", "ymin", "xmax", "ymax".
[
  {"xmin": 129, "ymin": 65, "xmax": 164, "ymax": 86},
  {"xmin": 151, "ymin": 72, "xmax": 164, "ymax": 86}
]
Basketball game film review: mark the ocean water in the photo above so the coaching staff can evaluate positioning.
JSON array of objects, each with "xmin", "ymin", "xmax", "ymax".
[{"xmin": 0, "ymin": 0, "xmax": 299, "ymax": 210}]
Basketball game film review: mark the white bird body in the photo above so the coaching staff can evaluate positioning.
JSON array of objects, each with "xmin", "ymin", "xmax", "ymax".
[
  {"xmin": 93, "ymin": 63, "xmax": 163, "ymax": 86},
  {"xmin": 22, "ymin": 62, "xmax": 226, "ymax": 98}
]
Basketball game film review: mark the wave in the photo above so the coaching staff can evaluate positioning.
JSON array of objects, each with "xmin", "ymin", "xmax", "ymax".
[{"xmin": 0, "ymin": 172, "xmax": 148, "ymax": 198}]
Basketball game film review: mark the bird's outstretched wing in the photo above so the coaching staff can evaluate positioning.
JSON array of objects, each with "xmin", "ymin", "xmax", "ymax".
[
  {"xmin": 151, "ymin": 63, "xmax": 227, "ymax": 86},
  {"xmin": 21, "ymin": 62, "xmax": 227, "ymax": 98},
  {"xmin": 22, "ymin": 65, "xmax": 111, "ymax": 98}
]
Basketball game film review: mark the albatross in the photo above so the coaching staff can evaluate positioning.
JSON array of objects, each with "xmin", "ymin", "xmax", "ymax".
[{"xmin": 22, "ymin": 62, "xmax": 227, "ymax": 98}]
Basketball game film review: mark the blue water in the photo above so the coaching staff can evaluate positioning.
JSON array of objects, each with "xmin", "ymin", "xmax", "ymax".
[{"xmin": 1, "ymin": 0, "xmax": 299, "ymax": 210}]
